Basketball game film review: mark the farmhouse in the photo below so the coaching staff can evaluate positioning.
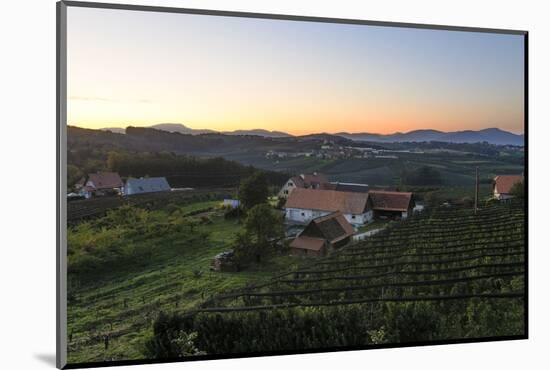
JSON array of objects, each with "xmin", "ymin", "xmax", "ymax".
[
  {"xmin": 278, "ymin": 173, "xmax": 329, "ymax": 199},
  {"xmin": 369, "ymin": 190, "xmax": 415, "ymax": 219},
  {"xmin": 123, "ymin": 177, "xmax": 171, "ymax": 196},
  {"xmin": 77, "ymin": 172, "xmax": 124, "ymax": 199},
  {"xmin": 290, "ymin": 211, "xmax": 355, "ymax": 257},
  {"xmin": 493, "ymin": 175, "xmax": 523, "ymax": 200},
  {"xmin": 284, "ymin": 188, "xmax": 373, "ymax": 226}
]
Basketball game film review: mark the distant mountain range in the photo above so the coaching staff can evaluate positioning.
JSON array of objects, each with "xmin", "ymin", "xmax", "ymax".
[
  {"xmin": 335, "ymin": 128, "xmax": 524, "ymax": 146},
  {"xmin": 100, "ymin": 124, "xmax": 523, "ymax": 146},
  {"xmin": 101, "ymin": 123, "xmax": 291, "ymax": 138}
]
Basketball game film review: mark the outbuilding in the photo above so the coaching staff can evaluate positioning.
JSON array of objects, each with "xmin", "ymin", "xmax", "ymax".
[
  {"xmin": 290, "ymin": 211, "xmax": 355, "ymax": 257},
  {"xmin": 123, "ymin": 177, "xmax": 171, "ymax": 196},
  {"xmin": 369, "ymin": 190, "xmax": 415, "ymax": 219}
]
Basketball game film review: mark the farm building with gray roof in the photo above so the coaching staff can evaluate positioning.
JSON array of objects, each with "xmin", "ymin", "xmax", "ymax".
[{"xmin": 123, "ymin": 177, "xmax": 171, "ymax": 196}]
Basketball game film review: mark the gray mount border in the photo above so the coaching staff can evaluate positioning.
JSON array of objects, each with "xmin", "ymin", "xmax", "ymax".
[{"xmin": 57, "ymin": 1, "xmax": 67, "ymax": 368}]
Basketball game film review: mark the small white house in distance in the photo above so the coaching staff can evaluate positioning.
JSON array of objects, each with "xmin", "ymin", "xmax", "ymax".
[
  {"xmin": 123, "ymin": 177, "xmax": 171, "ymax": 196},
  {"xmin": 284, "ymin": 188, "xmax": 373, "ymax": 226},
  {"xmin": 223, "ymin": 199, "xmax": 240, "ymax": 209}
]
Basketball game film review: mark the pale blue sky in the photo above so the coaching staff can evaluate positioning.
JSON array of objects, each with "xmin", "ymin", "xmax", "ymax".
[{"xmin": 67, "ymin": 6, "xmax": 525, "ymax": 134}]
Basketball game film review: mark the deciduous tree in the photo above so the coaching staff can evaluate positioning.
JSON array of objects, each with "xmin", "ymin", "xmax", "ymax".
[
  {"xmin": 239, "ymin": 172, "xmax": 269, "ymax": 210},
  {"xmin": 509, "ymin": 180, "xmax": 524, "ymax": 199}
]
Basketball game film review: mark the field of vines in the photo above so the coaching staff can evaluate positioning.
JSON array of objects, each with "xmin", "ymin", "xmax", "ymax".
[
  {"xmin": 66, "ymin": 198, "xmax": 300, "ymax": 364},
  {"xmin": 67, "ymin": 188, "xmax": 232, "ymax": 223},
  {"xmin": 150, "ymin": 201, "xmax": 525, "ymax": 356}
]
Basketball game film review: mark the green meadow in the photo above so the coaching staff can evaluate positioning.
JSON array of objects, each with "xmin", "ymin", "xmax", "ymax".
[{"xmin": 67, "ymin": 200, "xmax": 298, "ymax": 363}]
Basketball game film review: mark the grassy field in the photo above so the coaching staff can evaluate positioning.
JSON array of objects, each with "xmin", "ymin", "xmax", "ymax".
[
  {"xmin": 65, "ymin": 184, "xmax": 498, "ymax": 363},
  {"xmin": 66, "ymin": 181, "xmax": 519, "ymax": 363},
  {"xmin": 228, "ymin": 151, "xmax": 523, "ymax": 187},
  {"xmin": 67, "ymin": 200, "xmax": 299, "ymax": 363}
]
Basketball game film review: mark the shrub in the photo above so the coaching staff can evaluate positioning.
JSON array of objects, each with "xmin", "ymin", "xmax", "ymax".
[
  {"xmin": 192, "ymin": 269, "xmax": 203, "ymax": 278},
  {"xmin": 199, "ymin": 215, "xmax": 212, "ymax": 225},
  {"xmin": 142, "ymin": 312, "xmax": 205, "ymax": 358},
  {"xmin": 224, "ymin": 207, "xmax": 243, "ymax": 220}
]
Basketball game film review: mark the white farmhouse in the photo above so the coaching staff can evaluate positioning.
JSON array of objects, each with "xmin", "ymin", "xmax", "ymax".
[
  {"xmin": 123, "ymin": 177, "xmax": 171, "ymax": 196},
  {"xmin": 278, "ymin": 173, "xmax": 329, "ymax": 199},
  {"xmin": 284, "ymin": 188, "xmax": 373, "ymax": 226}
]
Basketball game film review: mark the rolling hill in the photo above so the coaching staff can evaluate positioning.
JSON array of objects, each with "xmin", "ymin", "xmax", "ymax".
[
  {"xmin": 99, "ymin": 125, "xmax": 523, "ymax": 145},
  {"xmin": 101, "ymin": 123, "xmax": 291, "ymax": 138},
  {"xmin": 336, "ymin": 128, "xmax": 524, "ymax": 146}
]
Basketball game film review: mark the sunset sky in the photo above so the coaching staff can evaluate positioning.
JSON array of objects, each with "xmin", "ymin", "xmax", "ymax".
[{"xmin": 67, "ymin": 7, "xmax": 525, "ymax": 135}]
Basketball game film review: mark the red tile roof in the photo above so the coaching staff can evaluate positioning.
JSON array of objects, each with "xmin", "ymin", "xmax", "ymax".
[
  {"xmin": 320, "ymin": 182, "xmax": 337, "ymax": 190},
  {"xmin": 369, "ymin": 190, "xmax": 413, "ymax": 212},
  {"xmin": 290, "ymin": 173, "xmax": 329, "ymax": 188},
  {"xmin": 302, "ymin": 173, "xmax": 328, "ymax": 187},
  {"xmin": 292, "ymin": 211, "xmax": 355, "ymax": 252},
  {"xmin": 87, "ymin": 172, "xmax": 123, "ymax": 190},
  {"xmin": 290, "ymin": 236, "xmax": 326, "ymax": 251},
  {"xmin": 494, "ymin": 175, "xmax": 523, "ymax": 194},
  {"xmin": 309, "ymin": 211, "xmax": 355, "ymax": 243},
  {"xmin": 285, "ymin": 188, "xmax": 371, "ymax": 214},
  {"xmin": 290, "ymin": 176, "xmax": 304, "ymax": 187}
]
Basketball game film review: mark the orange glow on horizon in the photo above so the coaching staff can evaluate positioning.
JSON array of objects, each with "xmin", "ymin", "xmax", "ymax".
[
  {"xmin": 68, "ymin": 100, "xmax": 524, "ymax": 135},
  {"xmin": 69, "ymin": 119, "xmax": 525, "ymax": 136}
]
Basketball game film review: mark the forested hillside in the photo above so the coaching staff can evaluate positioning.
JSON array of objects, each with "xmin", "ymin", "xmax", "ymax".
[
  {"xmin": 67, "ymin": 126, "xmax": 289, "ymax": 188},
  {"xmin": 68, "ymin": 126, "xmax": 524, "ymax": 188}
]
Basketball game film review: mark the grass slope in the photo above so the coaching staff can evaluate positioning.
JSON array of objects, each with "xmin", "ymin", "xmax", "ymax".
[{"xmin": 67, "ymin": 201, "xmax": 298, "ymax": 363}]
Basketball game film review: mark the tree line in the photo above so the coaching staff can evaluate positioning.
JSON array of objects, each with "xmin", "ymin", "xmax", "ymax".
[{"xmin": 68, "ymin": 147, "xmax": 289, "ymax": 189}]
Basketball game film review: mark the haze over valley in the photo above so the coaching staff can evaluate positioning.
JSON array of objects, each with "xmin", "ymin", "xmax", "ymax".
[{"xmin": 98, "ymin": 123, "xmax": 524, "ymax": 146}]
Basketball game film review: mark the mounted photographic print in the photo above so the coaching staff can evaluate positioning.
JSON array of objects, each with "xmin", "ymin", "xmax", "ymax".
[{"xmin": 56, "ymin": 1, "xmax": 528, "ymax": 368}]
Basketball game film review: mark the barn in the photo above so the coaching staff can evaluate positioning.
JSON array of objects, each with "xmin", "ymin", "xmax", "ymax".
[
  {"xmin": 369, "ymin": 190, "xmax": 414, "ymax": 219},
  {"xmin": 290, "ymin": 211, "xmax": 355, "ymax": 257},
  {"xmin": 123, "ymin": 177, "xmax": 171, "ymax": 196}
]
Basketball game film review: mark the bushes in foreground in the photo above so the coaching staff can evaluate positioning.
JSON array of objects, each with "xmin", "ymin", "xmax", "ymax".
[{"xmin": 143, "ymin": 298, "xmax": 524, "ymax": 357}]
